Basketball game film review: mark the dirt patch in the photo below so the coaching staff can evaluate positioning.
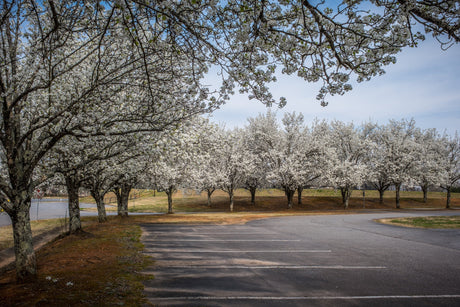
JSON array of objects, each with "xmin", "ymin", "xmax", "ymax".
[{"xmin": 0, "ymin": 218, "xmax": 152, "ymax": 306}]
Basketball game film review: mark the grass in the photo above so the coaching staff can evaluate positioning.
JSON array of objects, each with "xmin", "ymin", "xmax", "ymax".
[
  {"xmin": 0, "ymin": 216, "xmax": 153, "ymax": 306},
  {"xmin": 79, "ymin": 188, "xmax": 460, "ymax": 213},
  {"xmin": 0, "ymin": 218, "xmax": 77, "ymax": 250},
  {"xmin": 377, "ymin": 216, "xmax": 460, "ymax": 229}
]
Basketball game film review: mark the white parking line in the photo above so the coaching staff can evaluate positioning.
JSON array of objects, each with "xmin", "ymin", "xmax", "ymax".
[
  {"xmin": 150, "ymin": 239, "xmax": 301, "ymax": 242},
  {"xmin": 148, "ymin": 232, "xmax": 277, "ymax": 235},
  {"xmin": 152, "ymin": 294, "xmax": 460, "ymax": 301},
  {"xmin": 159, "ymin": 265, "xmax": 387, "ymax": 269},
  {"xmin": 146, "ymin": 249, "xmax": 332, "ymax": 253}
]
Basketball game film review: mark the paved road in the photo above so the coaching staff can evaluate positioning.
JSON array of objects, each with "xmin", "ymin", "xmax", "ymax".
[
  {"xmin": 141, "ymin": 211, "xmax": 460, "ymax": 306},
  {"xmin": 0, "ymin": 199, "xmax": 97, "ymax": 227}
]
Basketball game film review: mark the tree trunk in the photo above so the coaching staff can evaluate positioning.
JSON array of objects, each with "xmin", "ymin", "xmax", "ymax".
[
  {"xmin": 206, "ymin": 188, "xmax": 215, "ymax": 207},
  {"xmin": 167, "ymin": 187, "xmax": 174, "ymax": 214},
  {"xmin": 395, "ymin": 183, "xmax": 402, "ymax": 209},
  {"xmin": 421, "ymin": 184, "xmax": 428, "ymax": 203},
  {"xmin": 91, "ymin": 192, "xmax": 107, "ymax": 223},
  {"xmin": 378, "ymin": 189, "xmax": 385, "ymax": 204},
  {"xmin": 229, "ymin": 189, "xmax": 234, "ymax": 212},
  {"xmin": 446, "ymin": 188, "xmax": 451, "ymax": 209},
  {"xmin": 285, "ymin": 188, "xmax": 295, "ymax": 209},
  {"xmin": 114, "ymin": 188, "xmax": 123, "ymax": 216},
  {"xmin": 11, "ymin": 194, "xmax": 37, "ymax": 282},
  {"xmin": 249, "ymin": 186, "xmax": 256, "ymax": 206},
  {"xmin": 120, "ymin": 183, "xmax": 131, "ymax": 217},
  {"xmin": 297, "ymin": 187, "xmax": 303, "ymax": 205},
  {"xmin": 341, "ymin": 187, "xmax": 351, "ymax": 209},
  {"xmin": 65, "ymin": 175, "xmax": 82, "ymax": 234}
]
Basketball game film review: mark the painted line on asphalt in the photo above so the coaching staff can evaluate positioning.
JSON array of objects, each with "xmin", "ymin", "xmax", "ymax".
[
  {"xmin": 150, "ymin": 239, "xmax": 301, "ymax": 242},
  {"xmin": 151, "ymin": 294, "xmax": 460, "ymax": 301},
  {"xmin": 146, "ymin": 249, "xmax": 332, "ymax": 253},
  {"xmin": 157, "ymin": 265, "xmax": 387, "ymax": 270},
  {"xmin": 147, "ymin": 232, "xmax": 277, "ymax": 235}
]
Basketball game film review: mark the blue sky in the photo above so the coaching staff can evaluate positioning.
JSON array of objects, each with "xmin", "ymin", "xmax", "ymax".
[{"xmin": 209, "ymin": 37, "xmax": 460, "ymax": 135}]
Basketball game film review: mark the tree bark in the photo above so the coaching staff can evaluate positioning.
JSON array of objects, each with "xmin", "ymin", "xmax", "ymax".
[
  {"xmin": 395, "ymin": 183, "xmax": 402, "ymax": 209},
  {"xmin": 372, "ymin": 181, "xmax": 389, "ymax": 204},
  {"xmin": 378, "ymin": 189, "xmax": 385, "ymax": 204},
  {"xmin": 249, "ymin": 186, "xmax": 256, "ymax": 206},
  {"xmin": 229, "ymin": 189, "xmax": 234, "ymax": 212},
  {"xmin": 91, "ymin": 191, "xmax": 107, "ymax": 223},
  {"xmin": 340, "ymin": 187, "xmax": 351, "ymax": 209},
  {"xmin": 166, "ymin": 186, "xmax": 174, "ymax": 214},
  {"xmin": 421, "ymin": 184, "xmax": 428, "ymax": 203},
  {"xmin": 65, "ymin": 175, "xmax": 82, "ymax": 234},
  {"xmin": 446, "ymin": 188, "xmax": 451, "ymax": 209},
  {"xmin": 11, "ymin": 194, "xmax": 37, "ymax": 282},
  {"xmin": 206, "ymin": 188, "xmax": 215, "ymax": 207},
  {"xmin": 120, "ymin": 184, "xmax": 131, "ymax": 217},
  {"xmin": 115, "ymin": 183, "xmax": 131, "ymax": 217},
  {"xmin": 113, "ymin": 187, "xmax": 122, "ymax": 216},
  {"xmin": 297, "ymin": 187, "xmax": 303, "ymax": 205},
  {"xmin": 285, "ymin": 188, "xmax": 295, "ymax": 209}
]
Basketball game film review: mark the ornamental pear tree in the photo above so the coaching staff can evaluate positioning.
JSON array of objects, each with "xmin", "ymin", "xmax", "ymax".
[
  {"xmin": 261, "ymin": 111, "xmax": 325, "ymax": 209},
  {"xmin": 189, "ymin": 119, "xmax": 225, "ymax": 207},
  {"xmin": 244, "ymin": 111, "xmax": 290, "ymax": 205},
  {"xmin": 215, "ymin": 129, "xmax": 255, "ymax": 212},
  {"xmin": 366, "ymin": 122, "xmax": 394, "ymax": 204},
  {"xmin": 108, "ymin": 132, "xmax": 162, "ymax": 217},
  {"xmin": 439, "ymin": 133, "xmax": 460, "ymax": 208},
  {"xmin": 281, "ymin": 113, "xmax": 327, "ymax": 205},
  {"xmin": 413, "ymin": 128, "xmax": 445, "ymax": 203},
  {"xmin": 325, "ymin": 121, "xmax": 369, "ymax": 209},
  {"xmin": 282, "ymin": 112, "xmax": 308, "ymax": 204},
  {"xmin": 147, "ymin": 121, "xmax": 203, "ymax": 214},
  {"xmin": 380, "ymin": 119, "xmax": 420, "ymax": 208},
  {"xmin": 296, "ymin": 119, "xmax": 331, "ymax": 205},
  {"xmin": 240, "ymin": 117, "xmax": 275, "ymax": 206}
]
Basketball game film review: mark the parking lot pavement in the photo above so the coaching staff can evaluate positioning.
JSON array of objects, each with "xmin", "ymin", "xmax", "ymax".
[{"xmin": 141, "ymin": 212, "xmax": 460, "ymax": 306}]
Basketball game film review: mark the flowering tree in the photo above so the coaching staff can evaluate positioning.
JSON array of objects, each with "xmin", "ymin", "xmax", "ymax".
[
  {"xmin": 191, "ymin": 120, "xmax": 225, "ymax": 207},
  {"xmin": 0, "ymin": 1, "xmax": 220, "ymax": 280},
  {"xmin": 366, "ymin": 123, "xmax": 393, "ymax": 204},
  {"xmin": 413, "ymin": 128, "xmax": 444, "ymax": 203},
  {"xmin": 147, "ymin": 123, "xmax": 202, "ymax": 214},
  {"xmin": 240, "ymin": 114, "xmax": 276, "ymax": 205},
  {"xmin": 244, "ymin": 111, "xmax": 291, "ymax": 205},
  {"xmin": 439, "ymin": 133, "xmax": 460, "ymax": 208},
  {"xmin": 296, "ymin": 119, "xmax": 331, "ymax": 205},
  {"xmin": 379, "ymin": 119, "xmax": 420, "ymax": 208},
  {"xmin": 325, "ymin": 121, "xmax": 369, "ymax": 208},
  {"xmin": 253, "ymin": 111, "xmax": 326, "ymax": 208},
  {"xmin": 215, "ymin": 129, "xmax": 254, "ymax": 212}
]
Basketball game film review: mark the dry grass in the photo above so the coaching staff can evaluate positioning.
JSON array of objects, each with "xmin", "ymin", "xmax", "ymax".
[
  {"xmin": 0, "ymin": 217, "xmax": 153, "ymax": 306},
  {"xmin": 79, "ymin": 188, "xmax": 459, "ymax": 213},
  {"xmin": 0, "ymin": 218, "xmax": 79, "ymax": 250}
]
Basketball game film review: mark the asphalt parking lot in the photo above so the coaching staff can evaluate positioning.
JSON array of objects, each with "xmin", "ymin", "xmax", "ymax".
[{"xmin": 141, "ymin": 212, "xmax": 460, "ymax": 306}]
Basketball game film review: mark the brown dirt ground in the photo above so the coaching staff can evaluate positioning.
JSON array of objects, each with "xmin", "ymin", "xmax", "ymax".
[
  {"xmin": 0, "ymin": 219, "xmax": 151, "ymax": 306},
  {"xmin": 201, "ymin": 194, "xmax": 460, "ymax": 212}
]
